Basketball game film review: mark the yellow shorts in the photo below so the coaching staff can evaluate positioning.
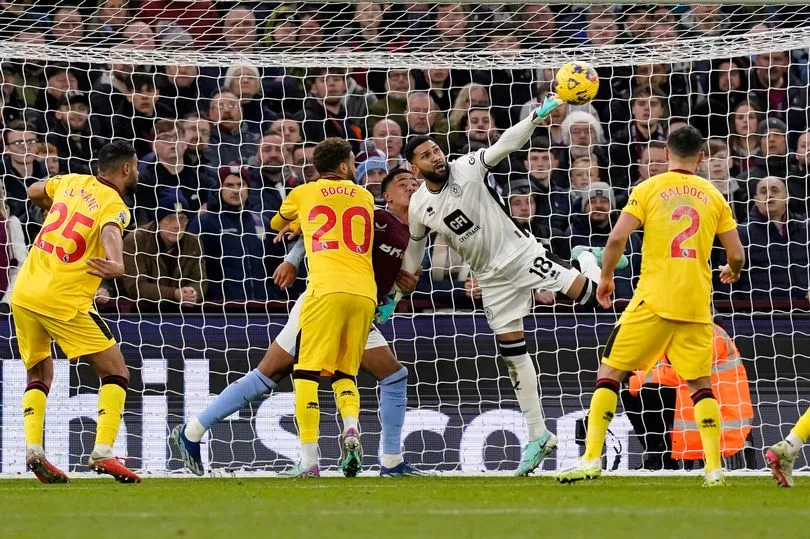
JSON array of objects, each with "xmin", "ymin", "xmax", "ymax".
[
  {"xmin": 602, "ymin": 302, "xmax": 713, "ymax": 380},
  {"xmin": 295, "ymin": 292, "xmax": 376, "ymax": 376},
  {"xmin": 12, "ymin": 303, "xmax": 117, "ymax": 369}
]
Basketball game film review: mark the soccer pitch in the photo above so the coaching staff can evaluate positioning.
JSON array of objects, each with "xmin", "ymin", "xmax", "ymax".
[{"xmin": 0, "ymin": 476, "xmax": 805, "ymax": 538}]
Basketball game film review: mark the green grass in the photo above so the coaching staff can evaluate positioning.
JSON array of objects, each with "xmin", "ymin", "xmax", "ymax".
[{"xmin": 0, "ymin": 476, "xmax": 805, "ymax": 538}]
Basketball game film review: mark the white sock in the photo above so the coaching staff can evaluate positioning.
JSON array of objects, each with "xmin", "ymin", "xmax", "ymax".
[
  {"xmin": 343, "ymin": 416, "xmax": 358, "ymax": 434},
  {"xmin": 382, "ymin": 453, "xmax": 404, "ymax": 468},
  {"xmin": 91, "ymin": 444, "xmax": 113, "ymax": 459},
  {"xmin": 786, "ymin": 433, "xmax": 803, "ymax": 456},
  {"xmin": 185, "ymin": 417, "xmax": 206, "ymax": 443},
  {"xmin": 576, "ymin": 250, "xmax": 601, "ymax": 283},
  {"xmin": 301, "ymin": 442, "xmax": 318, "ymax": 468},
  {"xmin": 503, "ymin": 351, "xmax": 546, "ymax": 440}
]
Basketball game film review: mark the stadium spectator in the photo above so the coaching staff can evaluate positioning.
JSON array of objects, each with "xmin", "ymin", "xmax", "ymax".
[
  {"xmin": 90, "ymin": 0, "xmax": 131, "ymax": 45},
  {"xmin": 612, "ymin": 85, "xmax": 668, "ymax": 185},
  {"xmin": 296, "ymin": 12, "xmax": 326, "ymax": 53},
  {"xmin": 449, "ymin": 83, "xmax": 490, "ymax": 134},
  {"xmin": 686, "ymin": 4, "xmax": 726, "ymax": 37},
  {"xmin": 648, "ymin": 6, "xmax": 680, "ymax": 42},
  {"xmin": 122, "ymin": 20, "xmax": 156, "ymax": 49},
  {"xmin": 618, "ymin": 5, "xmax": 651, "ymax": 44},
  {"xmin": 728, "ymin": 100, "xmax": 764, "ymax": 177},
  {"xmin": 224, "ymin": 65, "xmax": 276, "ymax": 137},
  {"xmin": 268, "ymin": 118, "xmax": 302, "ymax": 150},
  {"xmin": 34, "ymin": 65, "xmax": 80, "ymax": 134},
  {"xmin": 584, "ymin": 7, "xmax": 620, "ymax": 47},
  {"xmin": 247, "ymin": 134, "xmax": 296, "ymax": 221},
  {"xmin": 219, "ymin": 4, "xmax": 257, "ymax": 53},
  {"xmin": 739, "ymin": 176, "xmax": 810, "ymax": 304},
  {"xmin": 181, "ymin": 111, "xmax": 216, "ymax": 190},
  {"xmin": 336, "ymin": 2, "xmax": 388, "ymax": 51},
  {"xmin": 636, "ymin": 140, "xmax": 669, "ymax": 186},
  {"xmin": 568, "ymin": 182, "xmax": 639, "ymax": 299},
  {"xmin": 521, "ymin": 139, "xmax": 568, "ymax": 237},
  {"xmin": 556, "ymin": 110, "xmax": 612, "ymax": 189},
  {"xmin": 413, "ymin": 68, "xmax": 460, "ymax": 114},
  {"xmin": 35, "ymin": 142, "xmax": 61, "ymax": 177},
  {"xmin": 746, "ymin": 118, "xmax": 797, "ymax": 190},
  {"xmin": 430, "ymin": 3, "xmax": 470, "ymax": 51},
  {"xmin": 368, "ymin": 69, "xmax": 414, "ymax": 129},
  {"xmin": 112, "ymin": 73, "xmax": 164, "ymax": 159},
  {"xmin": 358, "ymin": 119, "xmax": 406, "ymax": 170},
  {"xmin": 506, "ymin": 177, "xmax": 548, "ymax": 241},
  {"xmin": 356, "ymin": 156, "xmax": 387, "ymax": 201},
  {"xmin": 788, "ymin": 130, "xmax": 810, "ymax": 216},
  {"xmin": 450, "ymin": 106, "xmax": 499, "ymax": 155},
  {"xmin": 293, "ymin": 142, "xmax": 318, "ymax": 183},
  {"xmin": 295, "ymin": 68, "xmax": 364, "ymax": 150},
  {"xmin": 45, "ymin": 91, "xmax": 99, "ymax": 175},
  {"xmin": 158, "ymin": 64, "xmax": 201, "ymax": 120},
  {"xmin": 402, "ymin": 91, "xmax": 450, "ymax": 154},
  {"xmin": 0, "ymin": 62, "xmax": 28, "ymax": 125},
  {"xmin": 136, "ymin": 119, "xmax": 215, "ymax": 226},
  {"xmin": 193, "ymin": 165, "xmax": 272, "ymax": 302},
  {"xmin": 122, "ymin": 190, "xmax": 206, "ymax": 308},
  {"xmin": 49, "ymin": 6, "xmax": 86, "ymax": 46},
  {"xmin": 705, "ymin": 138, "xmax": 748, "ymax": 222},
  {"xmin": 0, "ymin": 121, "xmax": 45, "ymax": 244},
  {"xmin": 0, "ymin": 182, "xmax": 27, "ymax": 311},
  {"xmin": 749, "ymin": 50, "xmax": 808, "ymax": 135},
  {"xmin": 693, "ymin": 58, "xmax": 749, "ymax": 139},
  {"xmin": 518, "ymin": 3, "xmax": 557, "ymax": 49},
  {"xmin": 568, "ymin": 155, "xmax": 603, "ymax": 214},
  {"xmin": 473, "ymin": 27, "xmax": 535, "ymax": 128},
  {"xmin": 206, "ymin": 88, "xmax": 260, "ymax": 167},
  {"xmin": 138, "ymin": 0, "xmax": 217, "ymax": 48},
  {"xmin": 89, "ymin": 49, "xmax": 135, "ymax": 140}
]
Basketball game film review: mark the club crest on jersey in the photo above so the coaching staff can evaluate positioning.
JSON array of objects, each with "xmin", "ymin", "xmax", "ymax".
[
  {"xmin": 450, "ymin": 184, "xmax": 463, "ymax": 198},
  {"xmin": 426, "ymin": 207, "xmax": 435, "ymax": 216},
  {"xmin": 484, "ymin": 307, "xmax": 493, "ymax": 321},
  {"xmin": 118, "ymin": 211, "xmax": 127, "ymax": 224}
]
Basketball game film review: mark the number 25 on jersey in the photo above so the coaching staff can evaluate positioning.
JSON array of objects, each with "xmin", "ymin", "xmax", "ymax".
[
  {"xmin": 309, "ymin": 204, "xmax": 372, "ymax": 254},
  {"xmin": 35, "ymin": 202, "xmax": 95, "ymax": 263}
]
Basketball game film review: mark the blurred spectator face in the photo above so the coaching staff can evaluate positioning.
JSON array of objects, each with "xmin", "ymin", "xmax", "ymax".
[
  {"xmin": 521, "ymin": 4, "xmax": 555, "ymax": 38},
  {"xmin": 569, "ymin": 122, "xmax": 598, "ymax": 147},
  {"xmin": 632, "ymin": 94, "xmax": 664, "ymax": 126},
  {"xmin": 624, "ymin": 11, "xmax": 650, "ymax": 40},
  {"xmin": 123, "ymin": 21, "xmax": 155, "ymax": 49},
  {"xmin": 707, "ymin": 147, "xmax": 731, "ymax": 182},
  {"xmin": 691, "ymin": 4, "xmax": 721, "ymax": 34},
  {"xmin": 467, "ymin": 109, "xmax": 494, "ymax": 143},
  {"xmin": 46, "ymin": 70, "xmax": 79, "ymax": 101},
  {"xmin": 383, "ymin": 171, "xmax": 419, "ymax": 208},
  {"xmin": 587, "ymin": 196, "xmax": 611, "ymax": 225},
  {"xmin": 509, "ymin": 194, "xmax": 536, "ymax": 225},
  {"xmin": 371, "ymin": 119, "xmax": 402, "ymax": 157},
  {"xmin": 639, "ymin": 145, "xmax": 668, "ymax": 181},
  {"xmin": 489, "ymin": 33, "xmax": 520, "ymax": 51},
  {"xmin": 37, "ymin": 143, "xmax": 60, "ymax": 176},
  {"xmin": 570, "ymin": 158, "xmax": 596, "ymax": 190},
  {"xmin": 365, "ymin": 168, "xmax": 387, "ymax": 189},
  {"xmin": 668, "ymin": 120, "xmax": 688, "ymax": 136},
  {"xmin": 386, "ymin": 70, "xmax": 412, "ymax": 101},
  {"xmin": 313, "ymin": 73, "xmax": 347, "ymax": 106},
  {"xmin": 797, "ymin": 131, "xmax": 810, "ymax": 167},
  {"xmin": 733, "ymin": 103, "xmax": 760, "ymax": 137},
  {"xmin": 221, "ymin": 174, "xmax": 248, "ymax": 207},
  {"xmin": 634, "ymin": 64, "xmax": 670, "ymax": 89},
  {"xmin": 272, "ymin": 21, "xmax": 297, "ymax": 47},
  {"xmin": 754, "ymin": 177, "xmax": 788, "ymax": 220},
  {"xmin": 435, "ymin": 4, "xmax": 467, "ymax": 37},
  {"xmin": 715, "ymin": 60, "xmax": 742, "ymax": 92},
  {"xmin": 469, "ymin": 86, "xmax": 489, "ymax": 107},
  {"xmin": 355, "ymin": 2, "xmax": 383, "ymax": 30},
  {"xmin": 183, "ymin": 116, "xmax": 211, "ymax": 152},
  {"xmin": 223, "ymin": 7, "xmax": 257, "ymax": 52},
  {"xmin": 165, "ymin": 65, "xmax": 199, "ymax": 88},
  {"xmin": 56, "ymin": 101, "xmax": 89, "ymax": 132},
  {"xmin": 525, "ymin": 148, "xmax": 557, "ymax": 185},
  {"xmin": 270, "ymin": 119, "xmax": 302, "ymax": 146},
  {"xmin": 158, "ymin": 212, "xmax": 189, "ymax": 246},
  {"xmin": 99, "ymin": 0, "xmax": 128, "ymax": 30},
  {"xmin": 259, "ymin": 134, "xmax": 288, "ymax": 171},
  {"xmin": 424, "ymin": 68, "xmax": 449, "ymax": 88},
  {"xmin": 649, "ymin": 22, "xmax": 677, "ymax": 42},
  {"xmin": 754, "ymin": 51, "xmax": 789, "ymax": 84},
  {"xmin": 763, "ymin": 130, "xmax": 787, "ymax": 156},
  {"xmin": 17, "ymin": 30, "xmax": 45, "ymax": 45},
  {"xmin": 294, "ymin": 146, "xmax": 318, "ymax": 182},
  {"xmin": 406, "ymin": 93, "xmax": 435, "ymax": 134},
  {"xmin": 229, "ymin": 66, "xmax": 261, "ymax": 99},
  {"xmin": 130, "ymin": 83, "xmax": 159, "ymax": 116},
  {"xmin": 298, "ymin": 14, "xmax": 323, "ymax": 47},
  {"xmin": 52, "ymin": 7, "xmax": 84, "ymax": 45},
  {"xmin": 4, "ymin": 129, "xmax": 38, "ymax": 166},
  {"xmin": 587, "ymin": 14, "xmax": 619, "ymax": 46},
  {"xmin": 154, "ymin": 124, "xmax": 186, "ymax": 165},
  {"xmin": 210, "ymin": 90, "xmax": 243, "ymax": 129}
]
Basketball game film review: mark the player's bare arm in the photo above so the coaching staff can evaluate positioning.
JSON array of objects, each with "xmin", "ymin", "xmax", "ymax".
[
  {"xmin": 86, "ymin": 223, "xmax": 125, "ymax": 279},
  {"xmin": 597, "ymin": 212, "xmax": 642, "ymax": 308},
  {"xmin": 27, "ymin": 181, "xmax": 53, "ymax": 210},
  {"xmin": 717, "ymin": 228, "xmax": 745, "ymax": 285}
]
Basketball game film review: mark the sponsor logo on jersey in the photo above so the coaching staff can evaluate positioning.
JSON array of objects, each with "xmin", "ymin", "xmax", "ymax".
[
  {"xmin": 375, "ymin": 222, "xmax": 388, "ymax": 231},
  {"xmin": 379, "ymin": 243, "xmax": 404, "ymax": 258}
]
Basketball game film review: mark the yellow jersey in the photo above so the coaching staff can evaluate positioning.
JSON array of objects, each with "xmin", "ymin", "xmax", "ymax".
[
  {"xmin": 11, "ymin": 174, "xmax": 130, "ymax": 321},
  {"xmin": 622, "ymin": 170, "xmax": 737, "ymax": 323},
  {"xmin": 271, "ymin": 179, "xmax": 376, "ymax": 302}
]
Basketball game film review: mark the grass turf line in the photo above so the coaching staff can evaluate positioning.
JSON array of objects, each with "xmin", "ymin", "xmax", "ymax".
[{"xmin": 0, "ymin": 476, "xmax": 804, "ymax": 538}]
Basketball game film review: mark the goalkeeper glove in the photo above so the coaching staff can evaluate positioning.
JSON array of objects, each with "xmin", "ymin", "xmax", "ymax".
[
  {"xmin": 531, "ymin": 93, "xmax": 564, "ymax": 125},
  {"xmin": 374, "ymin": 291, "xmax": 401, "ymax": 324}
]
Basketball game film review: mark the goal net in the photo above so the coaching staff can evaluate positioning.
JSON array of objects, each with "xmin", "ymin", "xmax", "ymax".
[{"xmin": 0, "ymin": 1, "xmax": 808, "ymax": 476}]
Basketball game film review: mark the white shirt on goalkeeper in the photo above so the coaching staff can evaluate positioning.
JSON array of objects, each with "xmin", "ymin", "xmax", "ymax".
[{"xmin": 407, "ymin": 148, "xmax": 535, "ymax": 278}]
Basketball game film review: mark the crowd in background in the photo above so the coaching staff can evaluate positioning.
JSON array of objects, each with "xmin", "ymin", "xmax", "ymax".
[{"xmin": 0, "ymin": 1, "xmax": 808, "ymax": 313}]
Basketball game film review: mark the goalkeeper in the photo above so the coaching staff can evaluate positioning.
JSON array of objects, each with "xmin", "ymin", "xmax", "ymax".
[{"xmin": 170, "ymin": 169, "xmax": 426, "ymax": 477}]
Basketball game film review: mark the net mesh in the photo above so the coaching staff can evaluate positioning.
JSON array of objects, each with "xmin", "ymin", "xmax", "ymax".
[{"xmin": 0, "ymin": 1, "xmax": 808, "ymax": 475}]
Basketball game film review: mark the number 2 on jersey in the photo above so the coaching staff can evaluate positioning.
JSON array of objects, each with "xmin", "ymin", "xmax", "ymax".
[
  {"xmin": 670, "ymin": 205, "xmax": 699, "ymax": 259},
  {"xmin": 35, "ymin": 202, "xmax": 96, "ymax": 263},
  {"xmin": 309, "ymin": 205, "xmax": 372, "ymax": 254}
]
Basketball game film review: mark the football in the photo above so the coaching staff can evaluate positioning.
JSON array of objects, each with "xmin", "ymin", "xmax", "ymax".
[{"xmin": 553, "ymin": 61, "xmax": 600, "ymax": 105}]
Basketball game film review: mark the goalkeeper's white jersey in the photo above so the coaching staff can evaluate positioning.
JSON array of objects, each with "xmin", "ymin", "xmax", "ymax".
[{"xmin": 408, "ymin": 149, "xmax": 535, "ymax": 278}]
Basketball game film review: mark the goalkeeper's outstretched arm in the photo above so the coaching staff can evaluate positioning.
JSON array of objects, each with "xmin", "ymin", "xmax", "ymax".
[{"xmin": 481, "ymin": 94, "xmax": 562, "ymax": 168}]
